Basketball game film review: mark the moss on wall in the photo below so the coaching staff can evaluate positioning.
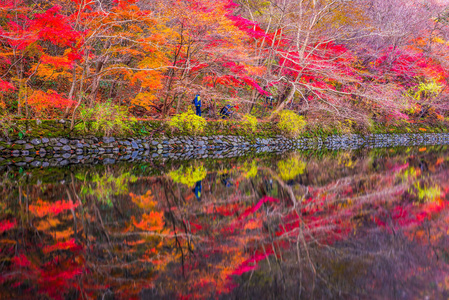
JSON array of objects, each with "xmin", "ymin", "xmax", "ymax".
[{"xmin": 0, "ymin": 118, "xmax": 448, "ymax": 140}]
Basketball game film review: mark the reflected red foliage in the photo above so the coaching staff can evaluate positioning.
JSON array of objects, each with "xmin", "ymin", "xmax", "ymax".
[{"xmin": 0, "ymin": 219, "xmax": 16, "ymax": 234}]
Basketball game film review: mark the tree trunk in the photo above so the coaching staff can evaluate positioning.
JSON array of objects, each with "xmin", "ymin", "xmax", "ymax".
[
  {"xmin": 90, "ymin": 58, "xmax": 107, "ymax": 106},
  {"xmin": 70, "ymin": 49, "xmax": 89, "ymax": 131},
  {"xmin": 267, "ymin": 82, "xmax": 296, "ymax": 121},
  {"xmin": 64, "ymin": 66, "xmax": 77, "ymax": 118}
]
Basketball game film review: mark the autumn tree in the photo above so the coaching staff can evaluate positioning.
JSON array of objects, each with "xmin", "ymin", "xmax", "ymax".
[
  {"xmin": 0, "ymin": 1, "xmax": 82, "ymax": 118},
  {"xmin": 138, "ymin": 0, "xmax": 266, "ymax": 116}
]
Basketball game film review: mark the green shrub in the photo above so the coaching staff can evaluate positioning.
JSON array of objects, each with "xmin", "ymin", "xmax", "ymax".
[
  {"xmin": 241, "ymin": 114, "xmax": 258, "ymax": 133},
  {"xmin": 81, "ymin": 172, "xmax": 137, "ymax": 207},
  {"xmin": 0, "ymin": 112, "xmax": 16, "ymax": 138},
  {"xmin": 168, "ymin": 108, "xmax": 206, "ymax": 135},
  {"xmin": 277, "ymin": 110, "xmax": 306, "ymax": 137},
  {"xmin": 75, "ymin": 101, "xmax": 137, "ymax": 136}
]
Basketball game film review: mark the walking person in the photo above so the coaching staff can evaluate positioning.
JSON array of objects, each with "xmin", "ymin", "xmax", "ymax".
[{"xmin": 192, "ymin": 93, "xmax": 201, "ymax": 116}]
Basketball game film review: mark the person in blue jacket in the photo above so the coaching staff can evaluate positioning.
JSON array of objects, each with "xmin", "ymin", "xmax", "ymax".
[
  {"xmin": 219, "ymin": 104, "xmax": 233, "ymax": 119},
  {"xmin": 192, "ymin": 93, "xmax": 201, "ymax": 116},
  {"xmin": 266, "ymin": 96, "xmax": 274, "ymax": 108},
  {"xmin": 193, "ymin": 180, "xmax": 202, "ymax": 201},
  {"xmin": 220, "ymin": 174, "xmax": 233, "ymax": 187}
]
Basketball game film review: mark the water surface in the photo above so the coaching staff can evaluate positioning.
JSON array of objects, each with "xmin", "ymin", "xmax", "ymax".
[{"xmin": 1, "ymin": 147, "xmax": 449, "ymax": 299}]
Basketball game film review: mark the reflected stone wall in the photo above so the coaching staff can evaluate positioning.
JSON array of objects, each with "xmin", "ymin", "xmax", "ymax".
[{"xmin": 1, "ymin": 133, "xmax": 449, "ymax": 169}]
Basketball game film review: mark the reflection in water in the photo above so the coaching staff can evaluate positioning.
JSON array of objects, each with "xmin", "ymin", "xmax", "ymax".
[{"xmin": 1, "ymin": 147, "xmax": 449, "ymax": 299}]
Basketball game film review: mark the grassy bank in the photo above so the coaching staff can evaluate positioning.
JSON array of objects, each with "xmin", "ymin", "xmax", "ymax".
[{"xmin": 1, "ymin": 117, "xmax": 448, "ymax": 140}]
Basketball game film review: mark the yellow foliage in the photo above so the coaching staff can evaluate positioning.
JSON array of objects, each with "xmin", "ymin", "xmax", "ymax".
[
  {"xmin": 327, "ymin": 3, "xmax": 369, "ymax": 29},
  {"xmin": 169, "ymin": 164, "xmax": 207, "ymax": 187},
  {"xmin": 432, "ymin": 37, "xmax": 446, "ymax": 44},
  {"xmin": 54, "ymin": 228, "xmax": 75, "ymax": 240},
  {"xmin": 338, "ymin": 152, "xmax": 356, "ymax": 168},
  {"xmin": 241, "ymin": 160, "xmax": 258, "ymax": 178},
  {"xmin": 408, "ymin": 80, "xmax": 442, "ymax": 102},
  {"xmin": 168, "ymin": 108, "xmax": 207, "ymax": 135},
  {"xmin": 414, "ymin": 182, "xmax": 442, "ymax": 203},
  {"xmin": 36, "ymin": 217, "xmax": 61, "ymax": 232},
  {"xmin": 34, "ymin": 63, "xmax": 72, "ymax": 80},
  {"xmin": 277, "ymin": 156, "xmax": 306, "ymax": 181},
  {"xmin": 277, "ymin": 110, "xmax": 306, "ymax": 137},
  {"xmin": 35, "ymin": 216, "xmax": 74, "ymax": 240}
]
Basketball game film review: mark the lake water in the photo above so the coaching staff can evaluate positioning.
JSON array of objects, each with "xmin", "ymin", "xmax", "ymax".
[{"xmin": 1, "ymin": 146, "xmax": 449, "ymax": 299}]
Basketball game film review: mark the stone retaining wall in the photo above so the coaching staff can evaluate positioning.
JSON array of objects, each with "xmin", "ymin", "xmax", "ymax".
[{"xmin": 1, "ymin": 133, "xmax": 449, "ymax": 169}]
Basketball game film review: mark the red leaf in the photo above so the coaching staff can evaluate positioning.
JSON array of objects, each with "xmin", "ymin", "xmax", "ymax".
[{"xmin": 0, "ymin": 219, "xmax": 16, "ymax": 234}]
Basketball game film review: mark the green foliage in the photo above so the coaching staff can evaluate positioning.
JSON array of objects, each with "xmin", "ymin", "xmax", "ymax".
[
  {"xmin": 241, "ymin": 114, "xmax": 258, "ymax": 133},
  {"xmin": 277, "ymin": 110, "xmax": 306, "ymax": 137},
  {"xmin": 75, "ymin": 101, "xmax": 137, "ymax": 136},
  {"xmin": 168, "ymin": 108, "xmax": 206, "ymax": 135},
  {"xmin": 81, "ymin": 172, "xmax": 138, "ymax": 207},
  {"xmin": 277, "ymin": 156, "xmax": 306, "ymax": 181},
  {"xmin": 0, "ymin": 112, "xmax": 16, "ymax": 138},
  {"xmin": 169, "ymin": 164, "xmax": 207, "ymax": 187}
]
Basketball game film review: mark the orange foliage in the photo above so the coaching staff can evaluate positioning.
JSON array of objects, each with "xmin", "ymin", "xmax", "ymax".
[
  {"xmin": 132, "ymin": 211, "xmax": 164, "ymax": 231},
  {"xmin": 28, "ymin": 90, "xmax": 76, "ymax": 117},
  {"xmin": 130, "ymin": 190, "xmax": 156, "ymax": 210},
  {"xmin": 29, "ymin": 199, "xmax": 78, "ymax": 218}
]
